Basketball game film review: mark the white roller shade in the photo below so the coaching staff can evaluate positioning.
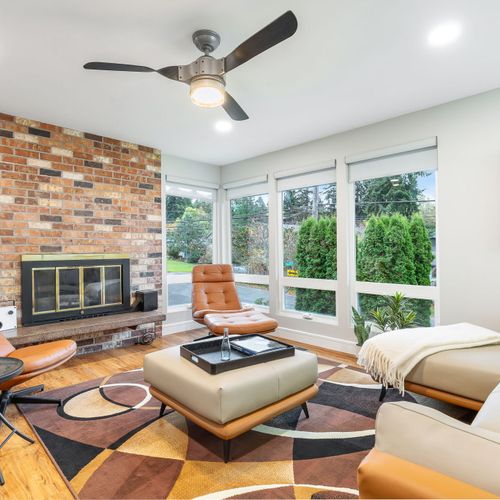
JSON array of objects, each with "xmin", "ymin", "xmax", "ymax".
[
  {"xmin": 165, "ymin": 181, "xmax": 216, "ymax": 201},
  {"xmin": 347, "ymin": 138, "xmax": 437, "ymax": 183},
  {"xmin": 276, "ymin": 162, "xmax": 336, "ymax": 192}
]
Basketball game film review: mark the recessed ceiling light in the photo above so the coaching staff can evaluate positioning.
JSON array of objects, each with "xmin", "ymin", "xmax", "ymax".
[
  {"xmin": 215, "ymin": 120, "xmax": 233, "ymax": 133},
  {"xmin": 428, "ymin": 21, "xmax": 462, "ymax": 47}
]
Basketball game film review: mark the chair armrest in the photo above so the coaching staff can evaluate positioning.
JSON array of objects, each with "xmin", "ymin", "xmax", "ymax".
[
  {"xmin": 192, "ymin": 307, "xmax": 254, "ymax": 319},
  {"xmin": 375, "ymin": 401, "xmax": 500, "ymax": 496},
  {"xmin": 472, "ymin": 383, "xmax": 500, "ymax": 433},
  {"xmin": 358, "ymin": 449, "xmax": 497, "ymax": 499}
]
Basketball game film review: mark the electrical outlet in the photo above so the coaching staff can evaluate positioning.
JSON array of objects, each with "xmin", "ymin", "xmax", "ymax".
[{"xmin": 0, "ymin": 306, "xmax": 17, "ymax": 331}]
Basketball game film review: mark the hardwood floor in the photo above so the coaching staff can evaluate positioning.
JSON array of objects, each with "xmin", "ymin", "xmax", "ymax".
[{"xmin": 0, "ymin": 330, "xmax": 356, "ymax": 499}]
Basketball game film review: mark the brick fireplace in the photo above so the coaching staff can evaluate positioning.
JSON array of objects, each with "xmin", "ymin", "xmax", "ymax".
[{"xmin": 0, "ymin": 112, "xmax": 163, "ymax": 353}]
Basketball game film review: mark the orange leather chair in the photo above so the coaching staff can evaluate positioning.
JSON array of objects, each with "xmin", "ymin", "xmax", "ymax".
[
  {"xmin": 0, "ymin": 334, "xmax": 77, "ymax": 414},
  {"xmin": 191, "ymin": 264, "xmax": 278, "ymax": 335}
]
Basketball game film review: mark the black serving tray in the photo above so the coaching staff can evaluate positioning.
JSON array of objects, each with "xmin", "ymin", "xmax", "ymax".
[{"xmin": 180, "ymin": 335, "xmax": 295, "ymax": 375}]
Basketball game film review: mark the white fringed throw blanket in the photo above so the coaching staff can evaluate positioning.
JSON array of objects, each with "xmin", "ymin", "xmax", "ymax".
[{"xmin": 357, "ymin": 323, "xmax": 500, "ymax": 393}]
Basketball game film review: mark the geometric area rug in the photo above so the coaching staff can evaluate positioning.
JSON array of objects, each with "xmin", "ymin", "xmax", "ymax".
[{"xmin": 18, "ymin": 359, "xmax": 415, "ymax": 499}]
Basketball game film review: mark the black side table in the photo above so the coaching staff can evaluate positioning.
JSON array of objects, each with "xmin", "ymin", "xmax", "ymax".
[{"xmin": 0, "ymin": 357, "xmax": 34, "ymax": 486}]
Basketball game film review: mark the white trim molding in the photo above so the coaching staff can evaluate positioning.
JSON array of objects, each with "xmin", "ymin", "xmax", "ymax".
[
  {"xmin": 272, "ymin": 327, "xmax": 360, "ymax": 356},
  {"xmin": 354, "ymin": 281, "xmax": 438, "ymax": 301}
]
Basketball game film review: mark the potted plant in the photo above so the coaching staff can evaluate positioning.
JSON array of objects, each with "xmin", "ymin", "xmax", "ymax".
[
  {"xmin": 352, "ymin": 307, "xmax": 371, "ymax": 346},
  {"xmin": 352, "ymin": 292, "xmax": 417, "ymax": 345}
]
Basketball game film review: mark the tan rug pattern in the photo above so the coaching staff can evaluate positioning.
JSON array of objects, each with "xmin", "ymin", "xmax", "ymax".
[{"xmin": 19, "ymin": 360, "xmax": 414, "ymax": 499}]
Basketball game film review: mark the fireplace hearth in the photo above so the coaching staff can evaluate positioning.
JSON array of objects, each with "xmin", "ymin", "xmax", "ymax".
[{"xmin": 21, "ymin": 254, "xmax": 130, "ymax": 326}]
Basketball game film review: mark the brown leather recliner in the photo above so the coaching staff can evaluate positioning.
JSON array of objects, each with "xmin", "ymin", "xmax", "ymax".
[
  {"xmin": 191, "ymin": 264, "xmax": 252, "ymax": 324},
  {"xmin": 0, "ymin": 334, "xmax": 77, "ymax": 413},
  {"xmin": 191, "ymin": 264, "xmax": 278, "ymax": 335}
]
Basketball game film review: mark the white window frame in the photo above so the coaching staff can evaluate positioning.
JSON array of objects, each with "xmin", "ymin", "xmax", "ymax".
[
  {"xmin": 165, "ymin": 180, "xmax": 218, "ymax": 312},
  {"xmin": 347, "ymin": 142, "xmax": 439, "ymax": 324},
  {"xmin": 276, "ymin": 168, "xmax": 338, "ymax": 322},
  {"xmin": 225, "ymin": 182, "xmax": 270, "ymax": 311}
]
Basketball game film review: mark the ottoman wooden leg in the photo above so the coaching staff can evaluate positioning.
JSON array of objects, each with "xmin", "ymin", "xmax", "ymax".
[
  {"xmin": 301, "ymin": 402, "xmax": 310, "ymax": 418},
  {"xmin": 379, "ymin": 386, "xmax": 387, "ymax": 402},
  {"xmin": 223, "ymin": 439, "xmax": 231, "ymax": 463},
  {"xmin": 159, "ymin": 403, "xmax": 166, "ymax": 417}
]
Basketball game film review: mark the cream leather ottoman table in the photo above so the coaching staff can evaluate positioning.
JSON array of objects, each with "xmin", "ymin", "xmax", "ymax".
[{"xmin": 144, "ymin": 346, "xmax": 318, "ymax": 462}]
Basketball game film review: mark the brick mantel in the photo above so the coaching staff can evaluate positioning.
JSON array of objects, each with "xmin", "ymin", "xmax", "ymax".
[{"xmin": 0, "ymin": 112, "xmax": 163, "ymax": 353}]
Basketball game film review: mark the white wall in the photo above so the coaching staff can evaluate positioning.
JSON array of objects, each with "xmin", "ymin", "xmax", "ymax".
[
  {"xmin": 161, "ymin": 154, "xmax": 220, "ymax": 333},
  {"xmin": 221, "ymin": 88, "xmax": 500, "ymax": 342},
  {"xmin": 162, "ymin": 153, "xmax": 220, "ymax": 184}
]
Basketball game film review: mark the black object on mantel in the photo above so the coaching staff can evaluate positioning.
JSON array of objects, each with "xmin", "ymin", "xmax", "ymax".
[{"xmin": 135, "ymin": 290, "xmax": 158, "ymax": 312}]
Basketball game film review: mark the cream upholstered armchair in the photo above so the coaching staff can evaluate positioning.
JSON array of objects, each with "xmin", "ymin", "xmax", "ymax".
[{"xmin": 357, "ymin": 383, "xmax": 500, "ymax": 498}]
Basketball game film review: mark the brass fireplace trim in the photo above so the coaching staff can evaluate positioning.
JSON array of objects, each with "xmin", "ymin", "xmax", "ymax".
[
  {"xmin": 32, "ymin": 264, "xmax": 123, "ymax": 315},
  {"xmin": 23, "ymin": 253, "xmax": 128, "ymax": 262}
]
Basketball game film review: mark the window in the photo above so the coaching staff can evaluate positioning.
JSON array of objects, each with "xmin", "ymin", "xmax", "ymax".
[
  {"xmin": 355, "ymin": 170, "xmax": 436, "ymax": 286},
  {"xmin": 278, "ymin": 169, "xmax": 337, "ymax": 319},
  {"xmin": 230, "ymin": 194, "xmax": 269, "ymax": 275},
  {"xmin": 236, "ymin": 283, "xmax": 270, "ymax": 307},
  {"xmin": 350, "ymin": 144, "xmax": 438, "ymax": 326},
  {"xmin": 282, "ymin": 183, "xmax": 336, "ymax": 277},
  {"xmin": 166, "ymin": 183, "xmax": 215, "ymax": 307}
]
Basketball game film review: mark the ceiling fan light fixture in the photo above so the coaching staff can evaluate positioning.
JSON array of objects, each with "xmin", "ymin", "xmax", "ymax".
[{"xmin": 190, "ymin": 76, "xmax": 225, "ymax": 108}]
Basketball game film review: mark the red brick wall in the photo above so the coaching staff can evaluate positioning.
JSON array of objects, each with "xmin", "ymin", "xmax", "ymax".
[{"xmin": 0, "ymin": 112, "xmax": 162, "ymax": 351}]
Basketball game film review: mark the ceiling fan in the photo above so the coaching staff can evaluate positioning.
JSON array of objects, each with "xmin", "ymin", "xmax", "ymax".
[{"xmin": 83, "ymin": 11, "xmax": 298, "ymax": 121}]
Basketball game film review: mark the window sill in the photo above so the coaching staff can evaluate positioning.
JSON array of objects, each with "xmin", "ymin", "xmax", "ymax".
[{"xmin": 278, "ymin": 310, "xmax": 338, "ymax": 326}]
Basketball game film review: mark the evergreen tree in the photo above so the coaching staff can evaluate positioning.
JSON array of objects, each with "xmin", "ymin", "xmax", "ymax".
[
  {"xmin": 409, "ymin": 213, "xmax": 434, "ymax": 326},
  {"xmin": 166, "ymin": 195, "xmax": 192, "ymax": 222},
  {"xmin": 357, "ymin": 215, "xmax": 388, "ymax": 282},
  {"xmin": 357, "ymin": 212, "xmax": 434, "ymax": 326},
  {"xmin": 295, "ymin": 216, "xmax": 336, "ymax": 316},
  {"xmin": 355, "ymin": 173, "xmax": 425, "ymax": 220},
  {"xmin": 169, "ymin": 206, "xmax": 211, "ymax": 263},
  {"xmin": 324, "ymin": 217, "xmax": 337, "ymax": 280},
  {"xmin": 384, "ymin": 213, "xmax": 416, "ymax": 284},
  {"xmin": 296, "ymin": 217, "xmax": 315, "ymax": 277},
  {"xmin": 409, "ymin": 213, "xmax": 433, "ymax": 286}
]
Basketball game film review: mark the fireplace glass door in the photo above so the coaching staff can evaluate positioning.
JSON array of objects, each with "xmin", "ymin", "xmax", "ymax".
[
  {"xmin": 104, "ymin": 266, "xmax": 122, "ymax": 305},
  {"xmin": 83, "ymin": 267, "xmax": 102, "ymax": 307},
  {"xmin": 58, "ymin": 268, "xmax": 81, "ymax": 310},
  {"xmin": 33, "ymin": 268, "xmax": 56, "ymax": 313}
]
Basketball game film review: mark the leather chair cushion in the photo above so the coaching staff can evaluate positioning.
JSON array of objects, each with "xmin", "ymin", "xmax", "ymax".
[
  {"xmin": 192, "ymin": 281, "xmax": 242, "ymax": 316},
  {"xmin": 192, "ymin": 264, "xmax": 234, "ymax": 283},
  {"xmin": 9, "ymin": 339, "xmax": 77, "ymax": 373},
  {"xmin": 144, "ymin": 346, "xmax": 318, "ymax": 424},
  {"xmin": 204, "ymin": 311, "xmax": 279, "ymax": 334}
]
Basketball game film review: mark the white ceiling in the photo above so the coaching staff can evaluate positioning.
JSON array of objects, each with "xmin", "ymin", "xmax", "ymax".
[{"xmin": 1, "ymin": 0, "xmax": 500, "ymax": 165}]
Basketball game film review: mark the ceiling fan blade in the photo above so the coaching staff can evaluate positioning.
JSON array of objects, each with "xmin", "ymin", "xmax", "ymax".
[
  {"xmin": 224, "ymin": 10, "xmax": 297, "ymax": 73},
  {"xmin": 83, "ymin": 62, "xmax": 156, "ymax": 72},
  {"xmin": 157, "ymin": 66, "xmax": 180, "ymax": 81},
  {"xmin": 223, "ymin": 92, "xmax": 249, "ymax": 121}
]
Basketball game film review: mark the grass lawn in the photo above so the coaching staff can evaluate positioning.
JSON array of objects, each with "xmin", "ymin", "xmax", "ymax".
[{"xmin": 167, "ymin": 259, "xmax": 195, "ymax": 272}]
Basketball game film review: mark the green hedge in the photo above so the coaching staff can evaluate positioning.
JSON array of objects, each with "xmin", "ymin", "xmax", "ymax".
[
  {"xmin": 357, "ymin": 213, "xmax": 433, "ymax": 326},
  {"xmin": 295, "ymin": 216, "xmax": 337, "ymax": 315},
  {"xmin": 293, "ymin": 212, "xmax": 433, "ymax": 325}
]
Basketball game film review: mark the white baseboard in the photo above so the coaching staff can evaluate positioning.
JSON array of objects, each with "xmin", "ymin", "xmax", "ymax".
[
  {"xmin": 162, "ymin": 319, "xmax": 201, "ymax": 335},
  {"xmin": 272, "ymin": 327, "xmax": 360, "ymax": 356}
]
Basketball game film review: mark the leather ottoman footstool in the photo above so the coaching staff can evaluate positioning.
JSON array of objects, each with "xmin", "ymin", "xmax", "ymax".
[
  {"xmin": 144, "ymin": 346, "xmax": 318, "ymax": 462},
  {"xmin": 204, "ymin": 310, "xmax": 279, "ymax": 335}
]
